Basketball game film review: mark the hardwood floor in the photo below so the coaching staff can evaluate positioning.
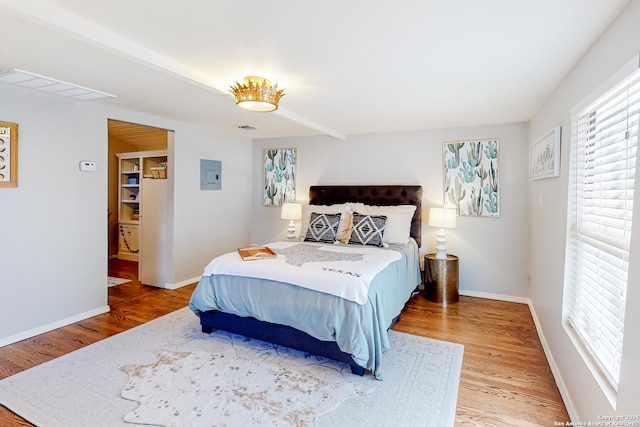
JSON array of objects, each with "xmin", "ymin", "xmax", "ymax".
[
  {"xmin": 394, "ymin": 295, "xmax": 569, "ymax": 425},
  {"xmin": 0, "ymin": 261, "xmax": 568, "ymax": 426}
]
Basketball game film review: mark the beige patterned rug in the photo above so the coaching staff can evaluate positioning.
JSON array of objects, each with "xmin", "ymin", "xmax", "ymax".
[
  {"xmin": 120, "ymin": 348, "xmax": 372, "ymax": 425},
  {"xmin": 0, "ymin": 307, "xmax": 464, "ymax": 426}
]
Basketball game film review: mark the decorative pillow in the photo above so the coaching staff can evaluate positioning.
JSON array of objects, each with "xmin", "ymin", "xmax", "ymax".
[
  {"xmin": 304, "ymin": 213, "xmax": 341, "ymax": 243},
  {"xmin": 351, "ymin": 203, "xmax": 416, "ymax": 245},
  {"xmin": 348, "ymin": 213, "xmax": 387, "ymax": 247},
  {"xmin": 300, "ymin": 203, "xmax": 353, "ymax": 243}
]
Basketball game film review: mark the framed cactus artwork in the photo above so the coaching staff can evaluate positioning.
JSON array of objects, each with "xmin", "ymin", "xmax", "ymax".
[
  {"xmin": 443, "ymin": 139, "xmax": 499, "ymax": 217},
  {"xmin": 529, "ymin": 126, "xmax": 561, "ymax": 180},
  {"xmin": 263, "ymin": 148, "xmax": 296, "ymax": 206}
]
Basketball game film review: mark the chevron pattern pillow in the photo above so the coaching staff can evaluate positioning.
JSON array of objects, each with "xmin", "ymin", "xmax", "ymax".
[
  {"xmin": 348, "ymin": 213, "xmax": 387, "ymax": 246},
  {"xmin": 304, "ymin": 212, "xmax": 342, "ymax": 243}
]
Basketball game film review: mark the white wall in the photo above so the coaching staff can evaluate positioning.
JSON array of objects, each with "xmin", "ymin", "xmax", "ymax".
[
  {"xmin": 528, "ymin": 0, "xmax": 640, "ymax": 419},
  {"xmin": 0, "ymin": 83, "xmax": 253, "ymax": 344},
  {"xmin": 0, "ymin": 84, "xmax": 109, "ymax": 340},
  {"xmin": 171, "ymin": 123, "xmax": 253, "ymax": 283},
  {"xmin": 251, "ymin": 122, "xmax": 530, "ymax": 299}
]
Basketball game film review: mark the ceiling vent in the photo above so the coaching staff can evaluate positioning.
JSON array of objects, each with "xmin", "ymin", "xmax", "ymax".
[
  {"xmin": 0, "ymin": 68, "xmax": 116, "ymax": 100},
  {"xmin": 237, "ymin": 125, "xmax": 259, "ymax": 131}
]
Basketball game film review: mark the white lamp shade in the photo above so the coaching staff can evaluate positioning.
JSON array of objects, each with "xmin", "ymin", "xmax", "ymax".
[
  {"xmin": 428, "ymin": 207, "xmax": 457, "ymax": 229},
  {"xmin": 281, "ymin": 202, "xmax": 302, "ymax": 220}
]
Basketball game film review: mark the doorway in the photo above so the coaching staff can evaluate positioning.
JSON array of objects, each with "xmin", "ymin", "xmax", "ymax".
[{"xmin": 107, "ymin": 119, "xmax": 169, "ymax": 282}]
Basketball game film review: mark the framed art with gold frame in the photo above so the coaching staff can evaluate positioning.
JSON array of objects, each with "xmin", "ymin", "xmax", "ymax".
[{"xmin": 0, "ymin": 121, "xmax": 18, "ymax": 188}]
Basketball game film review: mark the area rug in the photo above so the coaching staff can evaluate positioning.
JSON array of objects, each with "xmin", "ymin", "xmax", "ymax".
[
  {"xmin": 0, "ymin": 308, "xmax": 464, "ymax": 427},
  {"xmin": 121, "ymin": 349, "xmax": 372, "ymax": 426},
  {"xmin": 108, "ymin": 276, "xmax": 132, "ymax": 287}
]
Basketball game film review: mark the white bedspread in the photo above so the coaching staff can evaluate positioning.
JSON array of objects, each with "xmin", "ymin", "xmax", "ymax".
[{"xmin": 202, "ymin": 241, "xmax": 401, "ymax": 304}]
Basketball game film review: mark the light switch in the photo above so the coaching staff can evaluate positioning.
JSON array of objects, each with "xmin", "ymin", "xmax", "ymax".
[{"xmin": 80, "ymin": 161, "xmax": 96, "ymax": 172}]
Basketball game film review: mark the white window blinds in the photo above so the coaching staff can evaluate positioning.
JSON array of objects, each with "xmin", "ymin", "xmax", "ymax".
[{"xmin": 564, "ymin": 63, "xmax": 640, "ymax": 392}]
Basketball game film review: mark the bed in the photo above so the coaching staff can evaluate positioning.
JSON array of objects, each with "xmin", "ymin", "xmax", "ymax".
[{"xmin": 189, "ymin": 185, "xmax": 423, "ymax": 378}]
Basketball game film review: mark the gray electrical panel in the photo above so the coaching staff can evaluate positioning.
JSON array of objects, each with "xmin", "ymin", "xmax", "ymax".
[{"xmin": 200, "ymin": 159, "xmax": 221, "ymax": 190}]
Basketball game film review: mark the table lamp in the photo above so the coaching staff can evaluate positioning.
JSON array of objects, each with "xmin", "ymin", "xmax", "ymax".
[
  {"xmin": 428, "ymin": 207, "xmax": 457, "ymax": 259},
  {"xmin": 281, "ymin": 202, "xmax": 302, "ymax": 239}
]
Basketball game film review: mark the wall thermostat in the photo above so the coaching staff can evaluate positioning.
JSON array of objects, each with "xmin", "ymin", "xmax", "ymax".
[{"xmin": 80, "ymin": 161, "xmax": 97, "ymax": 172}]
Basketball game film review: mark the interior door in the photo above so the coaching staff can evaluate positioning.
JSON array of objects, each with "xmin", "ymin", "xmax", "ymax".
[{"xmin": 139, "ymin": 177, "xmax": 168, "ymax": 287}]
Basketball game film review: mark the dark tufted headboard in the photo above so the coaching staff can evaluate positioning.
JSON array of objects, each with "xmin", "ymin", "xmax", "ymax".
[{"xmin": 308, "ymin": 185, "xmax": 423, "ymax": 247}]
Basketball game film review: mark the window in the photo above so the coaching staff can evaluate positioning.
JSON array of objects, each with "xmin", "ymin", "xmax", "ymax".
[{"xmin": 563, "ymin": 59, "xmax": 640, "ymax": 396}]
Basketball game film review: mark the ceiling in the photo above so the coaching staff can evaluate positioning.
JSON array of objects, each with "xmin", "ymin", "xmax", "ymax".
[
  {"xmin": 108, "ymin": 119, "xmax": 168, "ymax": 151},
  {"xmin": 0, "ymin": 0, "xmax": 631, "ymax": 140}
]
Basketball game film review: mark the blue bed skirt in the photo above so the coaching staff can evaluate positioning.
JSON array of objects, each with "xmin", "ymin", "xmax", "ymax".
[{"xmin": 199, "ymin": 310, "xmax": 371, "ymax": 375}]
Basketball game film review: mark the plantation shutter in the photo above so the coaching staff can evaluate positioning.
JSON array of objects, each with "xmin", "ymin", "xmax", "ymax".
[{"xmin": 564, "ymin": 62, "xmax": 640, "ymax": 392}]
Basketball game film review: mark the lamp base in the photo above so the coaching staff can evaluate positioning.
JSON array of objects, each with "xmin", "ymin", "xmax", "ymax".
[
  {"xmin": 286, "ymin": 220, "xmax": 296, "ymax": 240},
  {"xmin": 434, "ymin": 228, "xmax": 448, "ymax": 259}
]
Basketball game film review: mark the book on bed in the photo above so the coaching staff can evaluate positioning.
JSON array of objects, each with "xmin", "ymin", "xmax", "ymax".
[{"xmin": 237, "ymin": 245, "xmax": 277, "ymax": 261}]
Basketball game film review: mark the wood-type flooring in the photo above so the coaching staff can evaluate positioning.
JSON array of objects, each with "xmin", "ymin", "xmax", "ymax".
[{"xmin": 0, "ymin": 259, "xmax": 568, "ymax": 426}]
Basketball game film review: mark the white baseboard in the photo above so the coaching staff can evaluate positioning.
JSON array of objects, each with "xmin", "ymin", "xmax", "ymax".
[
  {"xmin": 0, "ymin": 277, "xmax": 196, "ymax": 347},
  {"xmin": 0, "ymin": 305, "xmax": 111, "ymax": 348},
  {"xmin": 459, "ymin": 289, "xmax": 530, "ymax": 304},
  {"xmin": 460, "ymin": 289, "xmax": 575, "ymax": 419},
  {"xmin": 526, "ymin": 301, "xmax": 577, "ymax": 421},
  {"xmin": 162, "ymin": 276, "xmax": 201, "ymax": 290}
]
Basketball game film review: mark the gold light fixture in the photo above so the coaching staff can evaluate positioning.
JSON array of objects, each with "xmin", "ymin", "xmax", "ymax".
[{"xmin": 229, "ymin": 76, "xmax": 285, "ymax": 112}]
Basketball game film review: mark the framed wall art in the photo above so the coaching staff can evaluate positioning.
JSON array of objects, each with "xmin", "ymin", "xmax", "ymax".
[
  {"xmin": 443, "ymin": 139, "xmax": 499, "ymax": 217},
  {"xmin": 263, "ymin": 148, "xmax": 296, "ymax": 206},
  {"xmin": 530, "ymin": 126, "xmax": 561, "ymax": 180},
  {"xmin": 0, "ymin": 121, "xmax": 18, "ymax": 188}
]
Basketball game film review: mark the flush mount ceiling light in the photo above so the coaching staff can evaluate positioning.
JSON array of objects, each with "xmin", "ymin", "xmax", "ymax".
[
  {"xmin": 229, "ymin": 76, "xmax": 284, "ymax": 112},
  {"xmin": 0, "ymin": 68, "xmax": 116, "ymax": 100}
]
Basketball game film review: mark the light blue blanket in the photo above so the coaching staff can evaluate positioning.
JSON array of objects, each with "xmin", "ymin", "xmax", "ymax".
[{"xmin": 189, "ymin": 240, "xmax": 420, "ymax": 379}]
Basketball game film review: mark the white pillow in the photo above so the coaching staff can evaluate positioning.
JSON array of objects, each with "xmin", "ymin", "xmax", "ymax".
[
  {"xmin": 299, "ymin": 203, "xmax": 353, "ymax": 243},
  {"xmin": 351, "ymin": 203, "xmax": 416, "ymax": 245}
]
